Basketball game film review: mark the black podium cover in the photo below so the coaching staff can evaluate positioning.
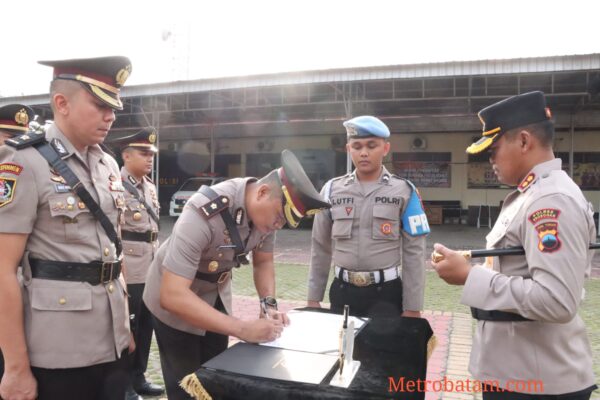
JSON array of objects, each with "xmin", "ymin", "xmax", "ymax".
[{"xmin": 187, "ymin": 308, "xmax": 433, "ymax": 400}]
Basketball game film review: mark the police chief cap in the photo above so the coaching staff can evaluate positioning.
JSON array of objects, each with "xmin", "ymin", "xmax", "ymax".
[
  {"xmin": 111, "ymin": 126, "xmax": 158, "ymax": 152},
  {"xmin": 467, "ymin": 91, "xmax": 552, "ymax": 154},
  {"xmin": 0, "ymin": 104, "xmax": 34, "ymax": 136},
  {"xmin": 39, "ymin": 56, "xmax": 132, "ymax": 110},
  {"xmin": 276, "ymin": 149, "xmax": 331, "ymax": 228},
  {"xmin": 343, "ymin": 115, "xmax": 390, "ymax": 139}
]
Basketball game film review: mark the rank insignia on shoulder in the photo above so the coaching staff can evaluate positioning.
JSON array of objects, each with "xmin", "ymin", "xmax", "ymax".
[
  {"xmin": 200, "ymin": 195, "xmax": 230, "ymax": 218},
  {"xmin": 4, "ymin": 132, "xmax": 46, "ymax": 150}
]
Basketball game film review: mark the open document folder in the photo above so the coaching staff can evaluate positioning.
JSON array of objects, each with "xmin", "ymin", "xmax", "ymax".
[{"xmin": 259, "ymin": 309, "xmax": 368, "ymax": 354}]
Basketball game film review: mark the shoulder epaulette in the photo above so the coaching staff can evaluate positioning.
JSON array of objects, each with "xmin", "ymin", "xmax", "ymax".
[
  {"xmin": 199, "ymin": 195, "xmax": 230, "ymax": 219},
  {"xmin": 4, "ymin": 132, "xmax": 46, "ymax": 150},
  {"xmin": 392, "ymin": 175, "xmax": 417, "ymax": 190}
]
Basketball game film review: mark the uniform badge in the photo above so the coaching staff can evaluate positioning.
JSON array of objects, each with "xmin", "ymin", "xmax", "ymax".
[
  {"xmin": 15, "ymin": 108, "xmax": 30, "ymax": 126},
  {"xmin": 380, "ymin": 222, "xmax": 393, "ymax": 235},
  {"xmin": 109, "ymin": 181, "xmax": 125, "ymax": 192},
  {"xmin": 528, "ymin": 208, "xmax": 560, "ymax": 224},
  {"xmin": 208, "ymin": 261, "xmax": 219, "ymax": 272},
  {"xmin": 345, "ymin": 206, "xmax": 353, "ymax": 216},
  {"xmin": 0, "ymin": 163, "xmax": 23, "ymax": 175},
  {"xmin": 0, "ymin": 177, "xmax": 17, "ymax": 208},
  {"xmin": 116, "ymin": 64, "xmax": 132, "ymax": 86},
  {"xmin": 108, "ymin": 174, "xmax": 117, "ymax": 182},
  {"xmin": 128, "ymin": 175, "xmax": 137, "ymax": 185},
  {"xmin": 535, "ymin": 222, "xmax": 561, "ymax": 253},
  {"xmin": 51, "ymin": 139, "xmax": 69, "ymax": 157},
  {"xmin": 51, "ymin": 175, "xmax": 67, "ymax": 184},
  {"xmin": 54, "ymin": 184, "xmax": 71, "ymax": 193},
  {"xmin": 235, "ymin": 208, "xmax": 244, "ymax": 225}
]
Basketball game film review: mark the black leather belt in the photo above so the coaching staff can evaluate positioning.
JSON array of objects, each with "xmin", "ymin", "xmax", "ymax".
[
  {"xmin": 122, "ymin": 230, "xmax": 158, "ymax": 243},
  {"xmin": 30, "ymin": 258, "xmax": 122, "ymax": 285},
  {"xmin": 195, "ymin": 270, "xmax": 232, "ymax": 284},
  {"xmin": 471, "ymin": 307, "xmax": 532, "ymax": 322}
]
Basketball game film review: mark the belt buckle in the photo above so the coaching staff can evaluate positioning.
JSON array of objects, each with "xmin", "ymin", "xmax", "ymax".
[
  {"xmin": 349, "ymin": 271, "xmax": 372, "ymax": 287},
  {"xmin": 149, "ymin": 231, "xmax": 158, "ymax": 242},
  {"xmin": 100, "ymin": 262, "xmax": 114, "ymax": 284},
  {"xmin": 217, "ymin": 271, "xmax": 231, "ymax": 284}
]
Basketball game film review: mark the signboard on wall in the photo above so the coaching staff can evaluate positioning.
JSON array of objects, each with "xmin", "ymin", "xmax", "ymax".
[
  {"xmin": 467, "ymin": 162, "xmax": 502, "ymax": 188},
  {"xmin": 393, "ymin": 161, "xmax": 451, "ymax": 188}
]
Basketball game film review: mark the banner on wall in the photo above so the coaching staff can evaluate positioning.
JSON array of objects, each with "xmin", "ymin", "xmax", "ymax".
[
  {"xmin": 393, "ymin": 161, "xmax": 451, "ymax": 188},
  {"xmin": 566, "ymin": 163, "xmax": 600, "ymax": 191}
]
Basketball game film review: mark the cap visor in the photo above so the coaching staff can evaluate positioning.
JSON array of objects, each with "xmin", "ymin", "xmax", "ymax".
[{"xmin": 466, "ymin": 134, "xmax": 497, "ymax": 154}]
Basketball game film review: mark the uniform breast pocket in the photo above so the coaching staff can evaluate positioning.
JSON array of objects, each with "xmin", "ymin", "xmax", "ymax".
[
  {"xmin": 331, "ymin": 207, "xmax": 354, "ymax": 239},
  {"xmin": 124, "ymin": 198, "xmax": 145, "ymax": 225},
  {"xmin": 47, "ymin": 194, "xmax": 93, "ymax": 243},
  {"xmin": 372, "ymin": 205, "xmax": 400, "ymax": 240},
  {"xmin": 124, "ymin": 241, "xmax": 145, "ymax": 257}
]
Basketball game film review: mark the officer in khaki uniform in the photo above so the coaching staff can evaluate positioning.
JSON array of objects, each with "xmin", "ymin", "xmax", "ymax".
[
  {"xmin": 433, "ymin": 91, "xmax": 597, "ymax": 399},
  {"xmin": 143, "ymin": 149, "xmax": 330, "ymax": 400},
  {"xmin": 308, "ymin": 116, "xmax": 429, "ymax": 318},
  {"xmin": 0, "ymin": 56, "xmax": 132, "ymax": 400},
  {"xmin": 112, "ymin": 127, "xmax": 164, "ymax": 399},
  {"xmin": 0, "ymin": 104, "xmax": 35, "ymax": 145}
]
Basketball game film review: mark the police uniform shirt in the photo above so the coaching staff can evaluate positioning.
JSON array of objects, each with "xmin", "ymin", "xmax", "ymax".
[
  {"xmin": 143, "ymin": 178, "xmax": 275, "ymax": 335},
  {"xmin": 308, "ymin": 166, "xmax": 426, "ymax": 312},
  {"xmin": 461, "ymin": 159, "xmax": 596, "ymax": 394},
  {"xmin": 0, "ymin": 123, "xmax": 129, "ymax": 368},
  {"xmin": 121, "ymin": 167, "xmax": 159, "ymax": 284}
]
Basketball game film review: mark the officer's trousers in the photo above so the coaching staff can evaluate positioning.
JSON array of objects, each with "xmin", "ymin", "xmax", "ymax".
[
  {"xmin": 127, "ymin": 282, "xmax": 153, "ymax": 386},
  {"xmin": 329, "ymin": 276, "xmax": 403, "ymax": 318},
  {"xmin": 151, "ymin": 297, "xmax": 228, "ymax": 400}
]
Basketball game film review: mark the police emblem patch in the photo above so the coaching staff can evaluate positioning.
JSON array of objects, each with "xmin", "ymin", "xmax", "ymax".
[
  {"xmin": 528, "ymin": 208, "xmax": 560, "ymax": 224},
  {"xmin": 0, "ymin": 177, "xmax": 17, "ymax": 208},
  {"xmin": 345, "ymin": 207, "xmax": 353, "ymax": 216},
  {"xmin": 0, "ymin": 163, "xmax": 23, "ymax": 175},
  {"xmin": 381, "ymin": 222, "xmax": 393, "ymax": 235},
  {"xmin": 535, "ymin": 222, "xmax": 561, "ymax": 253}
]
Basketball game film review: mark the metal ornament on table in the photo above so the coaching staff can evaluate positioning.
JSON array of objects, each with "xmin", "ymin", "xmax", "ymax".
[{"xmin": 330, "ymin": 305, "xmax": 361, "ymax": 388}]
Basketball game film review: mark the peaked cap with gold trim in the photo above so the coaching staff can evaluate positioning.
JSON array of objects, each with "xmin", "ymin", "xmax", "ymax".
[
  {"xmin": 467, "ymin": 91, "xmax": 552, "ymax": 154},
  {"xmin": 0, "ymin": 104, "xmax": 35, "ymax": 136},
  {"xmin": 39, "ymin": 56, "xmax": 132, "ymax": 110},
  {"xmin": 276, "ymin": 149, "xmax": 330, "ymax": 228},
  {"xmin": 111, "ymin": 126, "xmax": 158, "ymax": 152}
]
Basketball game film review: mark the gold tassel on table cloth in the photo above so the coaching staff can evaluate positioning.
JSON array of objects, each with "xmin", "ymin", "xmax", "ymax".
[{"xmin": 180, "ymin": 373, "xmax": 213, "ymax": 400}]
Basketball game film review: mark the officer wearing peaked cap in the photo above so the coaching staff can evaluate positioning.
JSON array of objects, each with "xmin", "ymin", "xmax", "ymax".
[
  {"xmin": 0, "ymin": 104, "xmax": 35, "ymax": 145},
  {"xmin": 433, "ymin": 91, "xmax": 597, "ymax": 397},
  {"xmin": 0, "ymin": 56, "xmax": 133, "ymax": 400},
  {"xmin": 111, "ymin": 127, "xmax": 164, "ymax": 399},
  {"xmin": 308, "ymin": 115, "xmax": 430, "ymax": 318},
  {"xmin": 142, "ymin": 149, "xmax": 330, "ymax": 399}
]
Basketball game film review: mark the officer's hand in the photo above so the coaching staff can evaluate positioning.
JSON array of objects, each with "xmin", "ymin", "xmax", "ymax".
[
  {"xmin": 431, "ymin": 243, "xmax": 471, "ymax": 285},
  {"xmin": 239, "ymin": 318, "xmax": 284, "ymax": 343},
  {"xmin": 128, "ymin": 332, "xmax": 136, "ymax": 354},
  {"xmin": 0, "ymin": 368, "xmax": 38, "ymax": 400},
  {"xmin": 264, "ymin": 308, "xmax": 290, "ymax": 326},
  {"xmin": 307, "ymin": 300, "xmax": 321, "ymax": 308}
]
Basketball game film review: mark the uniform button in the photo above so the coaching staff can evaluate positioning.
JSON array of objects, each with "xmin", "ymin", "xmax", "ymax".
[
  {"xmin": 104, "ymin": 248, "xmax": 110, "ymax": 256},
  {"xmin": 92, "ymin": 178, "xmax": 97, "ymax": 183},
  {"xmin": 128, "ymin": 249, "xmax": 134, "ymax": 253},
  {"xmin": 108, "ymin": 284, "xmax": 114, "ymax": 293},
  {"xmin": 59, "ymin": 297, "xmax": 66, "ymax": 305},
  {"xmin": 218, "ymin": 253, "xmax": 223, "ymax": 258},
  {"xmin": 133, "ymin": 212, "xmax": 142, "ymax": 221},
  {"xmin": 208, "ymin": 261, "xmax": 219, "ymax": 272}
]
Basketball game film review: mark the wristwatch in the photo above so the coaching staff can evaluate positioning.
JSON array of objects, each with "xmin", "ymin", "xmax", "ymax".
[{"xmin": 260, "ymin": 296, "xmax": 278, "ymax": 311}]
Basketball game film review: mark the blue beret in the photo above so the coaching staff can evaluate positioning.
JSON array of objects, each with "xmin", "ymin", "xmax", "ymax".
[{"xmin": 343, "ymin": 116, "xmax": 390, "ymax": 139}]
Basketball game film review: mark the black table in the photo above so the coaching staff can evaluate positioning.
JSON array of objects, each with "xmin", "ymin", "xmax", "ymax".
[{"xmin": 185, "ymin": 308, "xmax": 433, "ymax": 400}]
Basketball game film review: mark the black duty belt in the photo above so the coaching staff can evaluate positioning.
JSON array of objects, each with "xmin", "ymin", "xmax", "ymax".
[
  {"xmin": 30, "ymin": 258, "xmax": 122, "ymax": 285},
  {"xmin": 471, "ymin": 307, "xmax": 532, "ymax": 322},
  {"xmin": 122, "ymin": 230, "xmax": 158, "ymax": 243},
  {"xmin": 195, "ymin": 270, "xmax": 232, "ymax": 284}
]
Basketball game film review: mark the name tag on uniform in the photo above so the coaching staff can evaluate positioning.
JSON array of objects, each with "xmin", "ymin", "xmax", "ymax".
[
  {"xmin": 54, "ymin": 184, "xmax": 72, "ymax": 193},
  {"xmin": 109, "ymin": 181, "xmax": 125, "ymax": 192}
]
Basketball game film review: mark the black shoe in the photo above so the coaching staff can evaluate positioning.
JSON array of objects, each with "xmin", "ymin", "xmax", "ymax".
[
  {"xmin": 125, "ymin": 386, "xmax": 143, "ymax": 400},
  {"xmin": 133, "ymin": 381, "xmax": 165, "ymax": 396}
]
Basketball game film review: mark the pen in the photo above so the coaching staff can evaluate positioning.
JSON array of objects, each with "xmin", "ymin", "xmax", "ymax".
[{"xmin": 339, "ymin": 305, "xmax": 349, "ymax": 376}]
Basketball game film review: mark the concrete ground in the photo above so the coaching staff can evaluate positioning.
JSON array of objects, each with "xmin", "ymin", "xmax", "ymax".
[{"xmin": 143, "ymin": 218, "xmax": 600, "ymax": 400}]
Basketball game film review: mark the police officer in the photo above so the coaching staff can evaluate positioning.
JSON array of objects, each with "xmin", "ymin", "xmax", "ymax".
[
  {"xmin": 143, "ymin": 149, "xmax": 330, "ymax": 400},
  {"xmin": 0, "ymin": 104, "xmax": 34, "ymax": 145},
  {"xmin": 432, "ymin": 91, "xmax": 597, "ymax": 399},
  {"xmin": 0, "ymin": 56, "xmax": 132, "ymax": 400},
  {"xmin": 308, "ymin": 116, "xmax": 429, "ymax": 318},
  {"xmin": 112, "ymin": 128, "xmax": 164, "ymax": 399}
]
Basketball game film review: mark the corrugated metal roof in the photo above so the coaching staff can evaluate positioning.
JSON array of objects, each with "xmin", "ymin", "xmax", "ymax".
[{"xmin": 2, "ymin": 53, "xmax": 599, "ymax": 106}]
